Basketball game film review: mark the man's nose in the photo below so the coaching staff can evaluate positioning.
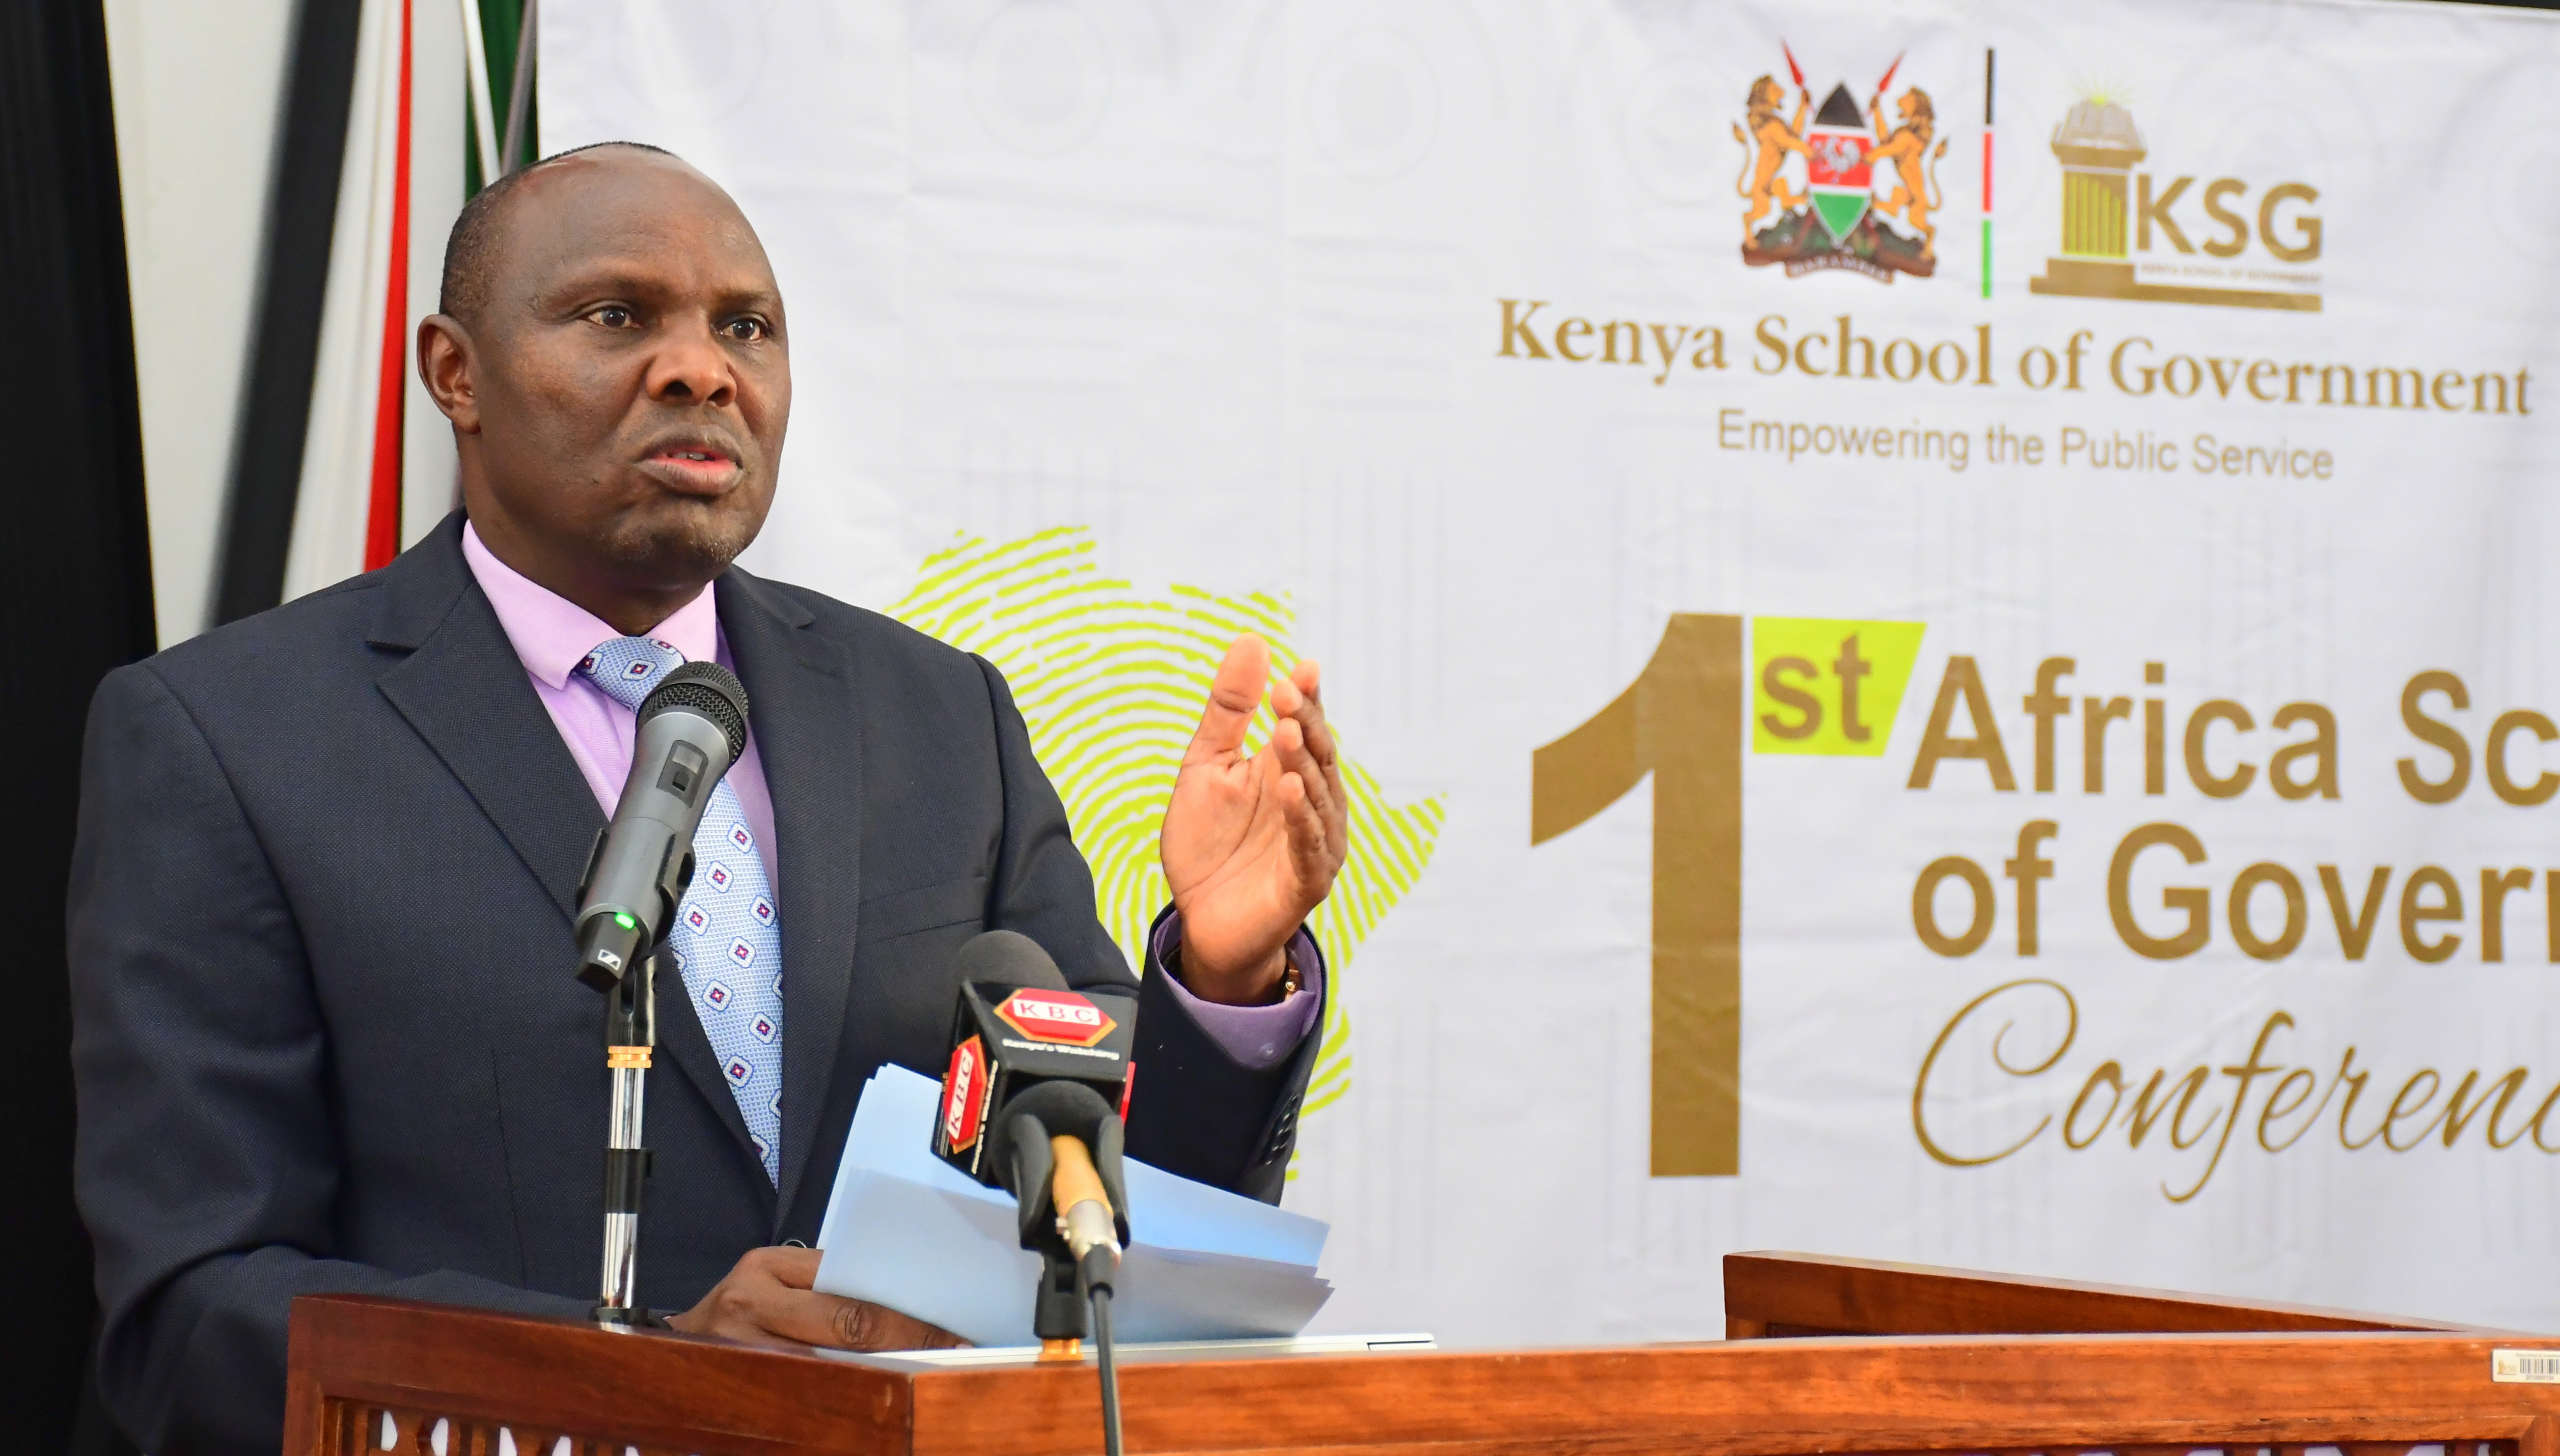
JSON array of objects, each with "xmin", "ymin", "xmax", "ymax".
[{"xmin": 644, "ymin": 316, "xmax": 738, "ymax": 407}]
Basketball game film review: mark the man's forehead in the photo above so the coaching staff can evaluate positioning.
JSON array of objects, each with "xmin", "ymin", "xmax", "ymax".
[{"xmin": 496, "ymin": 152, "xmax": 772, "ymax": 292}]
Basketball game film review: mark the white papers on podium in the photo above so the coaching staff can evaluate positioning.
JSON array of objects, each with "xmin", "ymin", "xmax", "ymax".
[{"xmin": 814, "ymin": 1064, "xmax": 1332, "ymax": 1349}]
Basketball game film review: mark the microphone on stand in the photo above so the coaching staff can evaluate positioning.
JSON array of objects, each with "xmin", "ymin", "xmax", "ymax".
[
  {"xmin": 574, "ymin": 662, "xmax": 751, "ymax": 993},
  {"xmin": 933, "ymin": 931, "xmax": 1134, "ymax": 1455},
  {"xmin": 574, "ymin": 660, "xmax": 750, "ymax": 1326}
]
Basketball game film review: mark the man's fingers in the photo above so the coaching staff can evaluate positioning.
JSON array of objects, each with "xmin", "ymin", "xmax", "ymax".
[
  {"xmin": 1281, "ymin": 662, "xmax": 1331, "ymax": 748},
  {"xmin": 1272, "ymin": 718, "xmax": 1338, "ymax": 830},
  {"xmin": 1274, "ymin": 664, "xmax": 1349, "ymax": 860},
  {"xmin": 675, "ymin": 1248, "xmax": 969, "ymax": 1354},
  {"xmin": 1183, "ymin": 634, "xmax": 1271, "ymax": 765},
  {"xmin": 679, "ymin": 1264, "xmax": 825, "ymax": 1350},
  {"xmin": 1276, "ymin": 658, "xmax": 1341, "ymax": 785},
  {"xmin": 761, "ymin": 1288, "xmax": 867, "ymax": 1348},
  {"xmin": 744, "ymin": 1288, "xmax": 967, "ymax": 1352},
  {"xmin": 823, "ymin": 1295, "xmax": 970, "ymax": 1352},
  {"xmin": 1269, "ymin": 666, "xmax": 1304, "ymax": 721},
  {"xmin": 763, "ymin": 1245, "xmax": 822, "ymax": 1289},
  {"xmin": 765, "ymin": 1250, "xmax": 962, "ymax": 1349},
  {"xmin": 1290, "ymin": 658, "xmax": 1322, "ymax": 705},
  {"xmin": 1277, "ymin": 772, "xmax": 1336, "ymax": 890}
]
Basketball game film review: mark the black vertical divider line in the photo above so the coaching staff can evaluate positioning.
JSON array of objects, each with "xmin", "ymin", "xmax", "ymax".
[
  {"xmin": 216, "ymin": 0, "xmax": 364, "ymax": 625},
  {"xmin": 0, "ymin": 1, "xmax": 155, "ymax": 1449}
]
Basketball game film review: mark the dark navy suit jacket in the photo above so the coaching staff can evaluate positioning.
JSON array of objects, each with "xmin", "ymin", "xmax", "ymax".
[{"xmin": 68, "ymin": 516, "xmax": 1317, "ymax": 1454}]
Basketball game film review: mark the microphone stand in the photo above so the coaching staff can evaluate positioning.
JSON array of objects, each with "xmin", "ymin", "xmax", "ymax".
[
  {"xmin": 593, "ymin": 941, "xmax": 658, "ymax": 1326},
  {"xmin": 569, "ymin": 663, "xmax": 749, "ymax": 1328}
]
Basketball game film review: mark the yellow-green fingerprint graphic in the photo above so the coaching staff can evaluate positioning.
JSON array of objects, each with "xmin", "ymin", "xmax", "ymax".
[{"xmin": 887, "ymin": 526, "xmax": 1445, "ymax": 1126}]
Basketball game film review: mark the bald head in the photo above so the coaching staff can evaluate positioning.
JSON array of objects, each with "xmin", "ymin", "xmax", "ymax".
[
  {"xmin": 416, "ymin": 142, "xmax": 791, "ymax": 635},
  {"xmin": 438, "ymin": 142, "xmax": 680, "ymax": 324}
]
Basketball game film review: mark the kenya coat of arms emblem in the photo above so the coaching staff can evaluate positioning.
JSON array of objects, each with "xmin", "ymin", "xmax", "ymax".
[{"xmin": 1736, "ymin": 46, "xmax": 1946, "ymax": 283}]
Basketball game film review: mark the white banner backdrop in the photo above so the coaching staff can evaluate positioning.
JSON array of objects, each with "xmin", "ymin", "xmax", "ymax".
[{"xmin": 545, "ymin": 0, "xmax": 2560, "ymax": 1341}]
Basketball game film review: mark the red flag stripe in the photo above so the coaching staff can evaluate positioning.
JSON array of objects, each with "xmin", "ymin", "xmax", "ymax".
[{"xmin": 362, "ymin": 0, "xmax": 414, "ymax": 573}]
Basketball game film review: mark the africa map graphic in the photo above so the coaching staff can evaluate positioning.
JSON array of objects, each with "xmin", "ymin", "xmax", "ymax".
[{"xmin": 887, "ymin": 527, "xmax": 1446, "ymax": 1131}]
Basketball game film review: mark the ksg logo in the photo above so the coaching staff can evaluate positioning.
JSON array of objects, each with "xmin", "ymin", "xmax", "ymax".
[
  {"xmin": 2030, "ymin": 95, "xmax": 2323, "ymax": 314},
  {"xmin": 2130, "ymin": 172, "xmax": 2320, "ymax": 267}
]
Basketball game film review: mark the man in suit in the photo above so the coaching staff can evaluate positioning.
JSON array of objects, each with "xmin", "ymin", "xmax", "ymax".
[{"xmin": 70, "ymin": 143, "xmax": 1349, "ymax": 1455}]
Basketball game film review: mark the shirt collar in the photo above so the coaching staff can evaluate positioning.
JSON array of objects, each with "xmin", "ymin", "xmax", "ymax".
[{"xmin": 461, "ymin": 520, "xmax": 721, "ymax": 690}]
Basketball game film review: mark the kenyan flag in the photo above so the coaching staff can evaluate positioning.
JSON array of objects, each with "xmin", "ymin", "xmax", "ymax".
[
  {"xmin": 1803, "ymin": 84, "xmax": 1874, "ymax": 241},
  {"xmin": 217, "ymin": 0, "xmax": 537, "ymax": 625}
]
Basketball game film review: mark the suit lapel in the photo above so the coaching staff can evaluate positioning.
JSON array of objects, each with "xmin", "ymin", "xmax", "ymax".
[
  {"xmin": 717, "ymin": 569, "xmax": 865, "ymax": 1221},
  {"xmin": 373, "ymin": 516, "xmax": 760, "ymax": 1176},
  {"xmin": 371, "ymin": 518, "xmax": 601, "ymax": 925}
]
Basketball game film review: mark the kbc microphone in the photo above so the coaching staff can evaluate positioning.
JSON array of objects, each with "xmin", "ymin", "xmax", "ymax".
[{"xmin": 932, "ymin": 930, "xmax": 1136, "ymax": 1453}]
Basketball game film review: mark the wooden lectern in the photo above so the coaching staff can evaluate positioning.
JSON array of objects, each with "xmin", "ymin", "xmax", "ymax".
[{"xmin": 286, "ymin": 1252, "xmax": 2560, "ymax": 1456}]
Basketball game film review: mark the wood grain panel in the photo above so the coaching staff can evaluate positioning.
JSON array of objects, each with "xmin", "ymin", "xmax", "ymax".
[
  {"xmin": 1723, "ymin": 1250, "xmax": 2483, "ymax": 1338},
  {"xmin": 287, "ymin": 1289, "xmax": 2560, "ymax": 1456}
]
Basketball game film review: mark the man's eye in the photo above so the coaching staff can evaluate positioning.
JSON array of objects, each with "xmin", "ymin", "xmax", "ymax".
[
  {"xmin": 590, "ymin": 306, "xmax": 634, "ymax": 328},
  {"xmin": 725, "ymin": 318, "xmax": 766, "ymax": 342}
]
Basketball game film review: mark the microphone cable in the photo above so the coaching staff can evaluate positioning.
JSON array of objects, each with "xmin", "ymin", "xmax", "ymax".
[
  {"xmin": 1089, "ymin": 1282, "xmax": 1124, "ymax": 1456},
  {"xmin": 1075, "ymin": 1242, "xmax": 1124, "ymax": 1456}
]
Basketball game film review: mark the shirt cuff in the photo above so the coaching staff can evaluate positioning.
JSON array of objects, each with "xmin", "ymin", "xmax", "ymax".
[{"xmin": 1147, "ymin": 913, "xmax": 1323, "ymax": 1071}]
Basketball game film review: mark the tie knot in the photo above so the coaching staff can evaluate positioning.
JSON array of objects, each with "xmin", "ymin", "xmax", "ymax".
[{"xmin": 577, "ymin": 635, "xmax": 689, "ymax": 712}]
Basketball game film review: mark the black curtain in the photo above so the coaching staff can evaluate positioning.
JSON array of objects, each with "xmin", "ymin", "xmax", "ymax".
[
  {"xmin": 219, "ymin": 0, "xmax": 362, "ymax": 625},
  {"xmin": 0, "ymin": 0, "xmax": 156, "ymax": 1452}
]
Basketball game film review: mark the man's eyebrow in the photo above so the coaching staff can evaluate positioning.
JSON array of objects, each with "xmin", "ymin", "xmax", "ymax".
[
  {"xmin": 531, "ymin": 265, "xmax": 782, "ymax": 311},
  {"xmin": 529, "ymin": 266, "xmax": 667, "ymax": 309}
]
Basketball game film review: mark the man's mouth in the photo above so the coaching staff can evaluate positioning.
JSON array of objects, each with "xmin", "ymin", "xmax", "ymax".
[
  {"xmin": 651, "ymin": 444, "xmax": 732, "ymax": 467},
  {"xmin": 639, "ymin": 439, "xmax": 743, "ymax": 490}
]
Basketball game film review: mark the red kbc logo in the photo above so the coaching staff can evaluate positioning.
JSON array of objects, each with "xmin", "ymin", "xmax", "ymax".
[
  {"xmin": 941, "ymin": 1035, "xmax": 985, "ymax": 1151},
  {"xmin": 996, "ymin": 989, "xmax": 1117, "ymax": 1048}
]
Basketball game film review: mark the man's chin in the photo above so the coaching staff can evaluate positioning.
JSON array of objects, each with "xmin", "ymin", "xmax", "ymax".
[{"xmin": 596, "ymin": 500, "xmax": 765, "ymax": 586}]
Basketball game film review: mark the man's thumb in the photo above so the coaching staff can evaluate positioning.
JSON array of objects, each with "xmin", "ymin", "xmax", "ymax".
[{"xmin": 1187, "ymin": 634, "xmax": 1270, "ymax": 758}]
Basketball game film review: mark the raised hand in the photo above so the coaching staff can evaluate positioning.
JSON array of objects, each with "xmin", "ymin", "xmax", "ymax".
[{"xmin": 1158, "ymin": 635, "xmax": 1350, "ymax": 1004}]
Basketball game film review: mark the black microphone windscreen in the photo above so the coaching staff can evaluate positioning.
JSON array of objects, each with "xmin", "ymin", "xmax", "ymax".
[
  {"xmin": 999, "ymin": 1076, "xmax": 1117, "ymax": 1144},
  {"xmin": 640, "ymin": 662, "xmax": 750, "ymax": 764},
  {"xmin": 950, "ymin": 929, "xmax": 1070, "ymax": 991}
]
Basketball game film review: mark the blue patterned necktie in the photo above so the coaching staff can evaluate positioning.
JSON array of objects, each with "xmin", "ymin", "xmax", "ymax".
[{"xmin": 579, "ymin": 635, "xmax": 784, "ymax": 1184}]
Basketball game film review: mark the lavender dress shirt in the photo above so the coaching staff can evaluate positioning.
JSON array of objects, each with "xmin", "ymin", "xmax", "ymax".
[{"xmin": 461, "ymin": 524, "xmax": 1318, "ymax": 1067}]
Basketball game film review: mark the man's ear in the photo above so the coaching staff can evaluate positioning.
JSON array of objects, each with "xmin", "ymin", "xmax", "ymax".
[{"xmin": 418, "ymin": 314, "xmax": 480, "ymax": 432}]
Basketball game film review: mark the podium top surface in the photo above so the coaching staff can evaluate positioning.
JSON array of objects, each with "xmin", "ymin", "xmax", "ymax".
[{"xmin": 825, "ymin": 1332, "xmax": 1439, "ymax": 1370}]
